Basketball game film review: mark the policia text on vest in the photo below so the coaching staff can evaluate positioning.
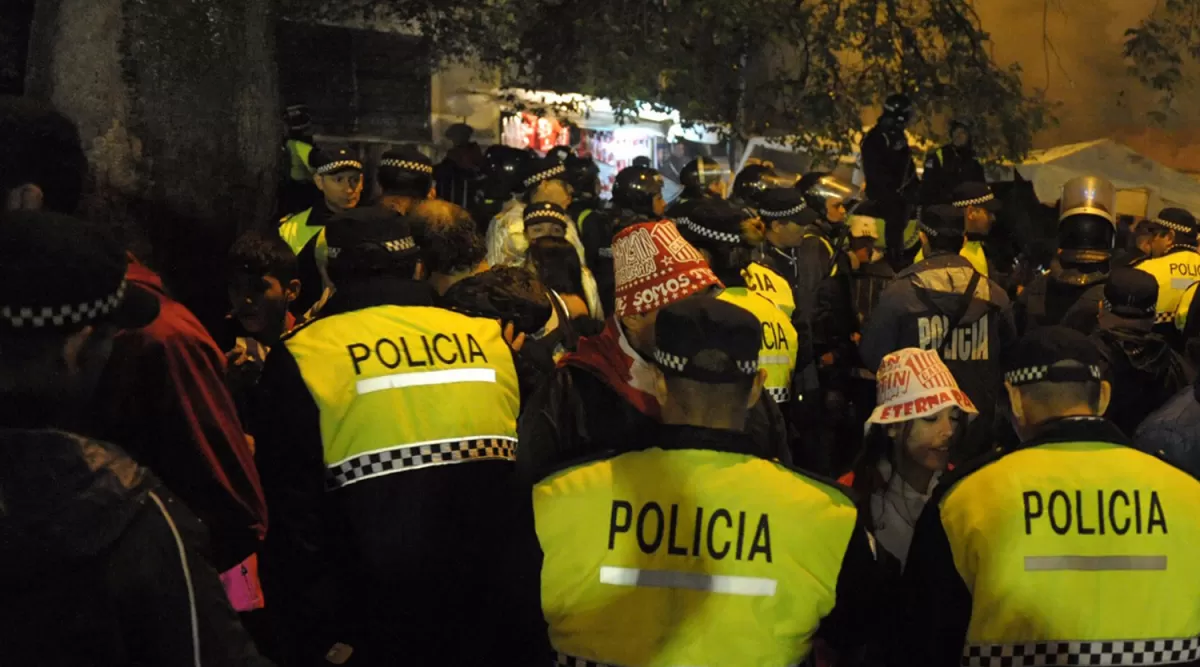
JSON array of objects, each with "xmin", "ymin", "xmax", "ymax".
[
  {"xmin": 609, "ymin": 500, "xmax": 773, "ymax": 563},
  {"xmin": 1022, "ymin": 489, "xmax": 1166, "ymax": 537}
]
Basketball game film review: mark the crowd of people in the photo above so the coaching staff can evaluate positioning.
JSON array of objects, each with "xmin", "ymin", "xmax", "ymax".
[{"xmin": 4, "ymin": 92, "xmax": 1200, "ymax": 667}]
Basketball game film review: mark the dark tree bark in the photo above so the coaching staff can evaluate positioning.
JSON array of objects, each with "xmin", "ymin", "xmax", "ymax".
[{"xmin": 26, "ymin": 0, "xmax": 279, "ymax": 328}]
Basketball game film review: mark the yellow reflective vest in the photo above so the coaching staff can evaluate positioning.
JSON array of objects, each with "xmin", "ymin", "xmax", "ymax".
[
  {"xmin": 279, "ymin": 208, "xmax": 322, "ymax": 256},
  {"xmin": 286, "ymin": 138, "xmax": 314, "ymax": 182},
  {"xmin": 901, "ymin": 418, "xmax": 1200, "ymax": 667},
  {"xmin": 1176, "ymin": 281, "xmax": 1199, "ymax": 334},
  {"xmin": 718, "ymin": 287, "xmax": 799, "ymax": 404},
  {"xmin": 534, "ymin": 444, "xmax": 861, "ymax": 667},
  {"xmin": 914, "ymin": 241, "xmax": 989, "ymax": 277},
  {"xmin": 1133, "ymin": 247, "xmax": 1200, "ymax": 324},
  {"xmin": 742, "ymin": 261, "xmax": 796, "ymax": 317},
  {"xmin": 283, "ymin": 304, "xmax": 520, "ymax": 488}
]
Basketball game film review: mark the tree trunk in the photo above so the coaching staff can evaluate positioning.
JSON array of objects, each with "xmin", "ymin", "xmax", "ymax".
[{"xmin": 26, "ymin": 0, "xmax": 279, "ymax": 328}]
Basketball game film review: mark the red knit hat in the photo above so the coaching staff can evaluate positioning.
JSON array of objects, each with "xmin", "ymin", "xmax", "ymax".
[{"xmin": 611, "ymin": 221, "xmax": 722, "ymax": 318}]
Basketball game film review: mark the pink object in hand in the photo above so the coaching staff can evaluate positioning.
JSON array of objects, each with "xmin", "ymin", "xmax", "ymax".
[{"xmin": 220, "ymin": 553, "xmax": 265, "ymax": 612}]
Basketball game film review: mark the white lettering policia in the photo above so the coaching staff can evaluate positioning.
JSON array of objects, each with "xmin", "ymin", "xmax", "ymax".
[
  {"xmin": 1022, "ymin": 489, "xmax": 1168, "ymax": 536},
  {"xmin": 608, "ymin": 500, "xmax": 773, "ymax": 562},
  {"xmin": 917, "ymin": 314, "xmax": 989, "ymax": 360},
  {"xmin": 346, "ymin": 332, "xmax": 488, "ymax": 375}
]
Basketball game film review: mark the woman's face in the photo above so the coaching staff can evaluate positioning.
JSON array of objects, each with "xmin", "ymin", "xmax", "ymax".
[{"xmin": 890, "ymin": 407, "xmax": 960, "ymax": 472}]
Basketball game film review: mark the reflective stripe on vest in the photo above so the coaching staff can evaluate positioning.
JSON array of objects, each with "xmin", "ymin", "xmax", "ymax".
[
  {"xmin": 742, "ymin": 262, "xmax": 796, "ymax": 317},
  {"xmin": 1133, "ymin": 249, "xmax": 1200, "ymax": 321},
  {"xmin": 914, "ymin": 241, "xmax": 989, "ymax": 277},
  {"xmin": 555, "ymin": 650, "xmax": 804, "ymax": 667},
  {"xmin": 1176, "ymin": 281, "xmax": 1199, "ymax": 333},
  {"xmin": 718, "ymin": 287, "xmax": 798, "ymax": 404},
  {"xmin": 939, "ymin": 442, "xmax": 1200, "ymax": 652},
  {"xmin": 279, "ymin": 208, "xmax": 321, "ymax": 255},
  {"xmin": 803, "ymin": 232, "xmax": 838, "ymax": 277},
  {"xmin": 284, "ymin": 305, "xmax": 520, "ymax": 489},
  {"xmin": 534, "ymin": 448, "xmax": 858, "ymax": 667}
]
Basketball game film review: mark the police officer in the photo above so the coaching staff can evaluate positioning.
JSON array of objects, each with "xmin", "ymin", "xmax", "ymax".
[
  {"xmin": 376, "ymin": 146, "xmax": 434, "ymax": 216},
  {"xmin": 914, "ymin": 181, "xmax": 1002, "ymax": 277},
  {"xmin": 279, "ymin": 103, "xmax": 318, "ymax": 216},
  {"xmin": 918, "ymin": 120, "xmax": 986, "ymax": 206},
  {"xmin": 862, "ymin": 93, "xmax": 921, "ymax": 267},
  {"xmin": 729, "ymin": 163, "xmax": 784, "ymax": 213},
  {"xmin": 666, "ymin": 156, "xmax": 728, "ymax": 218},
  {"xmin": 678, "ymin": 199, "xmax": 799, "ymax": 406},
  {"xmin": 533, "ymin": 296, "xmax": 887, "ymax": 667},
  {"xmin": 470, "ymin": 145, "xmax": 530, "ymax": 234},
  {"xmin": 898, "ymin": 325, "xmax": 1200, "ymax": 667},
  {"xmin": 749, "ymin": 188, "xmax": 810, "ymax": 318},
  {"xmin": 563, "ymin": 154, "xmax": 602, "ymax": 223},
  {"xmin": 278, "ymin": 146, "xmax": 363, "ymax": 316},
  {"xmin": 1131, "ymin": 207, "xmax": 1200, "ymax": 340},
  {"xmin": 254, "ymin": 208, "xmax": 545, "ymax": 666},
  {"xmin": 860, "ymin": 204, "xmax": 1017, "ymax": 462},
  {"xmin": 1017, "ymin": 175, "xmax": 1118, "ymax": 336}
]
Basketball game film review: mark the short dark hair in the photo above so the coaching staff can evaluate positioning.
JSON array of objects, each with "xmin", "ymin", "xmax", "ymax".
[
  {"xmin": 528, "ymin": 237, "xmax": 584, "ymax": 296},
  {"xmin": 441, "ymin": 266, "xmax": 551, "ymax": 335},
  {"xmin": 227, "ymin": 231, "xmax": 299, "ymax": 284},
  {"xmin": 927, "ymin": 231, "xmax": 965, "ymax": 253},
  {"xmin": 0, "ymin": 97, "xmax": 87, "ymax": 214},
  {"xmin": 378, "ymin": 168, "xmax": 433, "ymax": 199},
  {"xmin": 409, "ymin": 200, "xmax": 486, "ymax": 275}
]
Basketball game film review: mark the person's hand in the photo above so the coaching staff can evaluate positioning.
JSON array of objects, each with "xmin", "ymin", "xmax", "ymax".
[
  {"xmin": 503, "ymin": 322, "xmax": 526, "ymax": 353},
  {"xmin": 819, "ymin": 352, "xmax": 836, "ymax": 367}
]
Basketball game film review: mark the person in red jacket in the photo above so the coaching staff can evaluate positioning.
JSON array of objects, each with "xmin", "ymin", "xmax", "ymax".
[{"xmin": 86, "ymin": 256, "xmax": 269, "ymax": 608}]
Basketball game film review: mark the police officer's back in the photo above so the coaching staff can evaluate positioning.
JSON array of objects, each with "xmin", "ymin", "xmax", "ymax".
[
  {"xmin": 1017, "ymin": 176, "xmax": 1118, "ymax": 336},
  {"xmin": 860, "ymin": 205, "xmax": 1017, "ymax": 461},
  {"xmin": 254, "ymin": 209, "xmax": 544, "ymax": 666},
  {"xmin": 533, "ymin": 297, "xmax": 887, "ymax": 667},
  {"xmin": 1131, "ymin": 207, "xmax": 1200, "ymax": 343},
  {"xmin": 898, "ymin": 327, "xmax": 1200, "ymax": 667}
]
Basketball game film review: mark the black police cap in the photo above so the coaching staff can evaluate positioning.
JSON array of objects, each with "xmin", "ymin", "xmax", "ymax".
[
  {"xmin": 523, "ymin": 202, "xmax": 571, "ymax": 231},
  {"xmin": 1003, "ymin": 326, "xmax": 1103, "ymax": 387},
  {"xmin": 1103, "ymin": 267, "xmax": 1158, "ymax": 320},
  {"xmin": 757, "ymin": 188, "xmax": 814, "ymax": 224},
  {"xmin": 0, "ymin": 211, "xmax": 159, "ymax": 332},
  {"xmin": 522, "ymin": 156, "xmax": 567, "ymax": 191},
  {"xmin": 1145, "ymin": 207, "xmax": 1199, "ymax": 237},
  {"xmin": 951, "ymin": 182, "xmax": 1001, "ymax": 212},
  {"xmin": 918, "ymin": 204, "xmax": 966, "ymax": 237},
  {"xmin": 325, "ymin": 208, "xmax": 419, "ymax": 268},
  {"xmin": 652, "ymin": 296, "xmax": 761, "ymax": 384},
  {"xmin": 310, "ymin": 146, "xmax": 363, "ymax": 176},
  {"xmin": 379, "ymin": 146, "xmax": 433, "ymax": 176},
  {"xmin": 677, "ymin": 199, "xmax": 749, "ymax": 248}
]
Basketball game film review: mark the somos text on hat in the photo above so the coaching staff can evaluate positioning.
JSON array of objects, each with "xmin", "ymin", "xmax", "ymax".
[
  {"xmin": 869, "ymin": 348, "xmax": 977, "ymax": 425},
  {"xmin": 612, "ymin": 221, "xmax": 721, "ymax": 319}
]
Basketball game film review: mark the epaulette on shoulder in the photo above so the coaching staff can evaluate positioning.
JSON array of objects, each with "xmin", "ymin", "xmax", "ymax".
[{"xmin": 279, "ymin": 314, "xmax": 323, "ymax": 342}]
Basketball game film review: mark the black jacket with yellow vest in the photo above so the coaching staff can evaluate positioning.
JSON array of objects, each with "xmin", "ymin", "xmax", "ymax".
[
  {"xmin": 1133, "ymin": 245, "xmax": 1200, "ymax": 340},
  {"xmin": 251, "ymin": 276, "xmax": 547, "ymax": 666},
  {"xmin": 898, "ymin": 417, "xmax": 1200, "ymax": 667},
  {"xmin": 533, "ymin": 423, "xmax": 891, "ymax": 667}
]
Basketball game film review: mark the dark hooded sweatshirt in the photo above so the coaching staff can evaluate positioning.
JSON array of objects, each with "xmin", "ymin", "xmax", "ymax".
[
  {"xmin": 0, "ymin": 428, "xmax": 270, "ymax": 666},
  {"xmin": 860, "ymin": 253, "xmax": 1018, "ymax": 461},
  {"xmin": 1091, "ymin": 325, "xmax": 1194, "ymax": 436}
]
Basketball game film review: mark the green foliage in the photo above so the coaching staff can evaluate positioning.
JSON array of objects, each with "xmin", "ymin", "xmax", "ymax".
[
  {"xmin": 286, "ymin": 0, "xmax": 1051, "ymax": 161},
  {"xmin": 1124, "ymin": 0, "xmax": 1200, "ymax": 122}
]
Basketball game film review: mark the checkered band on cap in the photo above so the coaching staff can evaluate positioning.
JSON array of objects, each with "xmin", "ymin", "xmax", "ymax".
[
  {"xmin": 525, "ymin": 209, "xmax": 573, "ymax": 228},
  {"xmin": 1152, "ymin": 217, "xmax": 1193, "ymax": 235},
  {"xmin": 0, "ymin": 280, "xmax": 128, "ymax": 329},
  {"xmin": 736, "ymin": 359, "xmax": 759, "ymax": 375},
  {"xmin": 1005, "ymin": 364, "xmax": 1102, "ymax": 386},
  {"xmin": 315, "ymin": 159, "xmax": 363, "ymax": 175},
  {"xmin": 953, "ymin": 192, "xmax": 995, "ymax": 208},
  {"xmin": 758, "ymin": 203, "xmax": 807, "ymax": 219},
  {"xmin": 380, "ymin": 159, "xmax": 433, "ymax": 175},
  {"xmin": 962, "ymin": 634, "xmax": 1200, "ymax": 667},
  {"xmin": 1102, "ymin": 299, "xmax": 1155, "ymax": 318},
  {"xmin": 326, "ymin": 437, "xmax": 516, "ymax": 489},
  {"xmin": 523, "ymin": 163, "xmax": 566, "ymax": 188},
  {"xmin": 917, "ymin": 222, "xmax": 941, "ymax": 237},
  {"xmin": 383, "ymin": 237, "xmax": 416, "ymax": 253},
  {"xmin": 653, "ymin": 349, "xmax": 688, "ymax": 372},
  {"xmin": 677, "ymin": 217, "xmax": 743, "ymax": 244}
]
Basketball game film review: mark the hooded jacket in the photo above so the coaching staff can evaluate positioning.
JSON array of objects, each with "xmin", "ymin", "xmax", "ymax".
[
  {"xmin": 1093, "ymin": 325, "xmax": 1195, "ymax": 436},
  {"xmin": 1134, "ymin": 381, "xmax": 1200, "ymax": 480},
  {"xmin": 0, "ymin": 429, "xmax": 270, "ymax": 666},
  {"xmin": 860, "ymin": 253, "xmax": 1017, "ymax": 459}
]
